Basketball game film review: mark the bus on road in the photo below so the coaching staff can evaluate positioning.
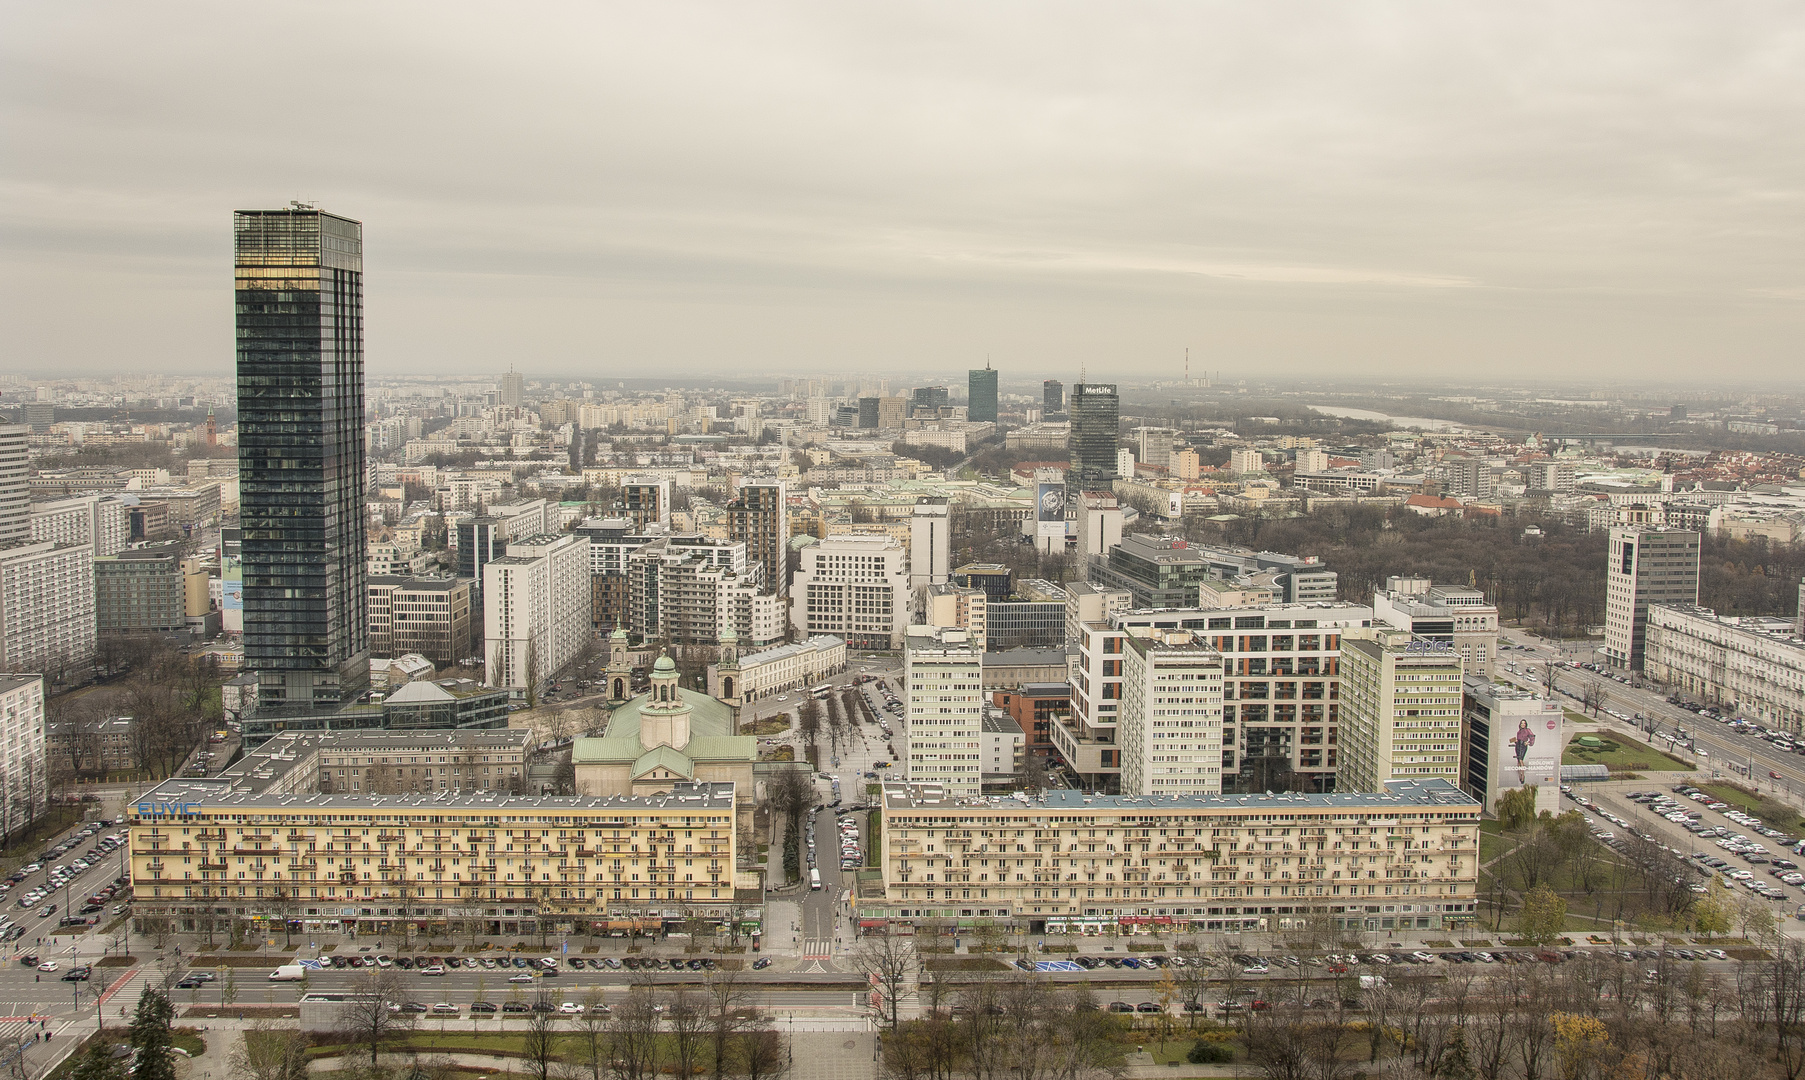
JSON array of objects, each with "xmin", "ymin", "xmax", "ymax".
[
  {"xmin": 810, "ymin": 869, "xmax": 822, "ymax": 890},
  {"xmin": 810, "ymin": 685, "xmax": 833, "ymax": 699}
]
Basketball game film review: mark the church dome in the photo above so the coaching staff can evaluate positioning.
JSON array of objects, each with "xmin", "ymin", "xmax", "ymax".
[{"xmin": 653, "ymin": 654, "xmax": 677, "ymax": 673}]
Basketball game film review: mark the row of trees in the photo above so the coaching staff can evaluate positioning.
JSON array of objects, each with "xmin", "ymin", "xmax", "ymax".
[
  {"xmin": 50, "ymin": 639, "xmax": 224, "ymax": 787},
  {"xmin": 334, "ymin": 969, "xmax": 787, "ymax": 1080}
]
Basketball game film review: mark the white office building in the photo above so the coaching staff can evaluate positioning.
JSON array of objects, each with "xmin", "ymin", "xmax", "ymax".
[
  {"xmin": 1118, "ymin": 627, "xmax": 1225, "ymax": 796},
  {"xmin": 0, "ymin": 542, "xmax": 95, "ymax": 680},
  {"xmin": 790, "ymin": 535, "xmax": 911, "ymax": 651},
  {"xmin": 905, "ymin": 627, "xmax": 984, "ymax": 797},
  {"xmin": 30, "ymin": 494, "xmax": 128, "ymax": 558},
  {"xmin": 483, "ymin": 533, "xmax": 591, "ymax": 693},
  {"xmin": 909, "ymin": 498, "xmax": 951, "ymax": 592},
  {"xmin": 1372, "ymin": 576, "xmax": 1499, "ymax": 677},
  {"xmin": 1604, "ymin": 526, "xmax": 1700, "ymax": 671}
]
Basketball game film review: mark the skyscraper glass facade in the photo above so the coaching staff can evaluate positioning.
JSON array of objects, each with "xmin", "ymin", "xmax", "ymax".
[
  {"xmin": 967, "ymin": 367, "xmax": 998, "ymax": 423},
  {"xmin": 1068, "ymin": 382, "xmax": 1120, "ymax": 490},
  {"xmin": 234, "ymin": 208, "xmax": 370, "ymax": 710},
  {"xmin": 1043, "ymin": 379, "xmax": 1064, "ymax": 415}
]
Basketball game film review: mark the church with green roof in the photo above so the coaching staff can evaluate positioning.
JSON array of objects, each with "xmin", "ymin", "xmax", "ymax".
[{"xmin": 572, "ymin": 626, "xmax": 761, "ymax": 836}]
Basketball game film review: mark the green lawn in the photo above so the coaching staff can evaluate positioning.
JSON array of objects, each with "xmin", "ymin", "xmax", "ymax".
[{"xmin": 1563, "ymin": 732, "xmax": 1690, "ymax": 772}]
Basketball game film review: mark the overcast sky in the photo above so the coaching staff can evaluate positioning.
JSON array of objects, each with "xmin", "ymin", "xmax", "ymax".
[{"xmin": 4, "ymin": 2, "xmax": 1803, "ymax": 384}]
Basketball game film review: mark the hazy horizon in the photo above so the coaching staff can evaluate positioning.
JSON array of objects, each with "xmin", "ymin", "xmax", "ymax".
[{"xmin": 5, "ymin": 3, "xmax": 1804, "ymax": 384}]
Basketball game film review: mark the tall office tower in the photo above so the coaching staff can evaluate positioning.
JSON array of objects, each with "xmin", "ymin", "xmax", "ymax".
[
  {"xmin": 1118, "ymin": 628, "xmax": 1225, "ymax": 796},
  {"xmin": 234, "ymin": 206, "xmax": 370, "ymax": 710},
  {"xmin": 967, "ymin": 366, "xmax": 998, "ymax": 423},
  {"xmin": 727, "ymin": 478, "xmax": 787, "ymax": 595},
  {"xmin": 1067, "ymin": 382, "xmax": 1120, "ymax": 491},
  {"xmin": 1337, "ymin": 629, "xmax": 1465, "ymax": 793},
  {"xmin": 500, "ymin": 367, "xmax": 524, "ymax": 409},
  {"xmin": 1138, "ymin": 427, "xmax": 1176, "ymax": 470},
  {"xmin": 857, "ymin": 397, "xmax": 880, "ymax": 429},
  {"xmin": 909, "ymin": 497, "xmax": 951, "ymax": 591},
  {"xmin": 904, "ymin": 626, "xmax": 984, "ymax": 796},
  {"xmin": 1043, "ymin": 380, "xmax": 1064, "ymax": 415},
  {"xmin": 1604, "ymin": 526, "xmax": 1700, "ymax": 671},
  {"xmin": 910, "ymin": 386, "xmax": 949, "ymax": 417},
  {"xmin": 877, "ymin": 396, "xmax": 908, "ymax": 429},
  {"xmin": 0, "ymin": 424, "xmax": 29, "ymax": 548}
]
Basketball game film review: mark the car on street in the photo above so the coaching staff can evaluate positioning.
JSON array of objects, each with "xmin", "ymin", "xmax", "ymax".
[
  {"xmin": 509, "ymin": 973, "xmax": 535, "ymax": 983},
  {"xmin": 432, "ymin": 1003, "xmax": 458, "ymax": 1014},
  {"xmin": 35, "ymin": 961, "xmax": 55, "ymax": 972}
]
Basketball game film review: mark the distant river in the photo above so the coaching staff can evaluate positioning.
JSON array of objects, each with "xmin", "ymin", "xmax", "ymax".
[{"xmin": 1305, "ymin": 405, "xmax": 1463, "ymax": 432}]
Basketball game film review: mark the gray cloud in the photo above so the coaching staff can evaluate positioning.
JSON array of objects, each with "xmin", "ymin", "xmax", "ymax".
[{"xmin": 3, "ymin": 1, "xmax": 1802, "ymax": 382}]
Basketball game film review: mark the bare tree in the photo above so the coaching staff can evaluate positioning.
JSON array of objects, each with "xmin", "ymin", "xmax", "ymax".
[
  {"xmin": 337, "ymin": 968, "xmax": 410, "ymax": 1069},
  {"xmin": 610, "ymin": 988, "xmax": 664, "ymax": 1080},
  {"xmin": 705, "ymin": 969, "xmax": 755, "ymax": 1080},
  {"xmin": 521, "ymin": 990, "xmax": 563, "ymax": 1080},
  {"xmin": 736, "ymin": 1026, "xmax": 789, "ymax": 1080},
  {"xmin": 850, "ymin": 929, "xmax": 919, "ymax": 1031},
  {"xmin": 669, "ymin": 985, "xmax": 707, "ymax": 1080},
  {"xmin": 570, "ymin": 988, "xmax": 612, "ymax": 1080}
]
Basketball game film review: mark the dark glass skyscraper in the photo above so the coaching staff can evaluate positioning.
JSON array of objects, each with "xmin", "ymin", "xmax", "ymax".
[
  {"xmin": 1068, "ymin": 382, "xmax": 1120, "ymax": 491},
  {"xmin": 234, "ymin": 207, "xmax": 370, "ymax": 711},
  {"xmin": 1043, "ymin": 379, "xmax": 1064, "ymax": 416},
  {"xmin": 967, "ymin": 366, "xmax": 998, "ymax": 423}
]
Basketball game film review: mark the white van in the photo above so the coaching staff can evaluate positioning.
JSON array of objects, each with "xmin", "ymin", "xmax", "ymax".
[{"xmin": 269, "ymin": 964, "xmax": 306, "ymax": 981}]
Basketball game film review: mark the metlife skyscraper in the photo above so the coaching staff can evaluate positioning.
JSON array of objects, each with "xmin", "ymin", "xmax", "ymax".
[{"xmin": 234, "ymin": 207, "xmax": 370, "ymax": 711}]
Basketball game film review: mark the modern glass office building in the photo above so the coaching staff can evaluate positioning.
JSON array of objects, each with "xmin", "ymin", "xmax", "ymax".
[
  {"xmin": 1043, "ymin": 379, "xmax": 1064, "ymax": 415},
  {"xmin": 1068, "ymin": 381, "xmax": 1120, "ymax": 490},
  {"xmin": 967, "ymin": 366, "xmax": 998, "ymax": 423},
  {"xmin": 234, "ymin": 207, "xmax": 370, "ymax": 711}
]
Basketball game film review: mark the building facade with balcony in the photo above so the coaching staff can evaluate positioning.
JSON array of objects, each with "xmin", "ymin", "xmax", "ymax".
[
  {"xmin": 863, "ymin": 779, "xmax": 1479, "ymax": 934},
  {"xmin": 128, "ymin": 779, "xmax": 739, "ymax": 939}
]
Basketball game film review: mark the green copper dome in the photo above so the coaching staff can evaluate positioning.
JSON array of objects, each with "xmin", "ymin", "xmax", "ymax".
[{"xmin": 653, "ymin": 654, "xmax": 677, "ymax": 673}]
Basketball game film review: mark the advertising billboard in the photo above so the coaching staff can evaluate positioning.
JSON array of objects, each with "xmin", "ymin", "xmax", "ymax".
[
  {"xmin": 1037, "ymin": 482, "xmax": 1064, "ymax": 522},
  {"xmin": 1483, "ymin": 697, "xmax": 1564, "ymax": 816}
]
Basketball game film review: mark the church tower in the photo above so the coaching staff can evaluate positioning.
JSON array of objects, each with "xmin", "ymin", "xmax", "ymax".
[
  {"xmin": 638, "ymin": 652, "xmax": 693, "ymax": 751},
  {"xmin": 716, "ymin": 627, "xmax": 744, "ymax": 723},
  {"xmin": 607, "ymin": 622, "xmax": 631, "ymax": 703}
]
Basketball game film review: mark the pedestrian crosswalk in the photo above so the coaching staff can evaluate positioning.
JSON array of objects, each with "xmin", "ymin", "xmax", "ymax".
[{"xmin": 801, "ymin": 939, "xmax": 834, "ymax": 959}]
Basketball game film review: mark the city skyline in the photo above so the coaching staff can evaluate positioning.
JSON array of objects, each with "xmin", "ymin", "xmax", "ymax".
[{"xmin": 5, "ymin": 4, "xmax": 1804, "ymax": 383}]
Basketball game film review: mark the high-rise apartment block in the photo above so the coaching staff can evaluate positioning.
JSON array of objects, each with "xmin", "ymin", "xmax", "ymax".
[
  {"xmin": 1604, "ymin": 526, "xmax": 1700, "ymax": 671},
  {"xmin": 0, "ymin": 542, "xmax": 96, "ymax": 677},
  {"xmin": 620, "ymin": 478, "xmax": 672, "ymax": 531},
  {"xmin": 94, "ymin": 548, "xmax": 189, "ymax": 634},
  {"xmin": 1337, "ymin": 630, "xmax": 1465, "ymax": 793},
  {"xmin": 0, "ymin": 676, "xmax": 45, "ymax": 828},
  {"xmin": 1526, "ymin": 461, "xmax": 1576, "ymax": 493},
  {"xmin": 0, "ymin": 425, "xmax": 30, "ymax": 549},
  {"xmin": 1118, "ymin": 628, "xmax": 1224, "ymax": 795},
  {"xmin": 499, "ymin": 368, "xmax": 524, "ymax": 409},
  {"xmin": 1068, "ymin": 383, "xmax": 1119, "ymax": 491},
  {"xmin": 30, "ymin": 494, "xmax": 128, "ymax": 557},
  {"xmin": 234, "ymin": 207, "xmax": 370, "ymax": 711},
  {"xmin": 726, "ymin": 478, "xmax": 786, "ymax": 596},
  {"xmin": 1132, "ymin": 427, "xmax": 1175, "ymax": 471},
  {"xmin": 1229, "ymin": 448, "xmax": 1263, "ymax": 475},
  {"xmin": 967, "ymin": 366, "xmax": 998, "ymax": 423},
  {"xmin": 790, "ymin": 535, "xmax": 910, "ymax": 650},
  {"xmin": 483, "ymin": 534, "xmax": 590, "ymax": 692},
  {"xmin": 904, "ymin": 627, "xmax": 984, "ymax": 796}
]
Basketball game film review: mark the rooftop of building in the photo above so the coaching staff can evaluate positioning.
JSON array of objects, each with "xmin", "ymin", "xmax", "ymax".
[
  {"xmin": 1652, "ymin": 604, "xmax": 1805, "ymax": 647},
  {"xmin": 882, "ymin": 777, "xmax": 1476, "ymax": 812},
  {"xmin": 368, "ymin": 575, "xmax": 471, "ymax": 591},
  {"xmin": 735, "ymin": 635, "xmax": 844, "ymax": 667},
  {"xmin": 128, "ymin": 779, "xmax": 737, "ymax": 816},
  {"xmin": 982, "ymin": 647, "xmax": 1072, "ymax": 667},
  {"xmin": 981, "ymin": 712, "xmax": 1024, "ymax": 735}
]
